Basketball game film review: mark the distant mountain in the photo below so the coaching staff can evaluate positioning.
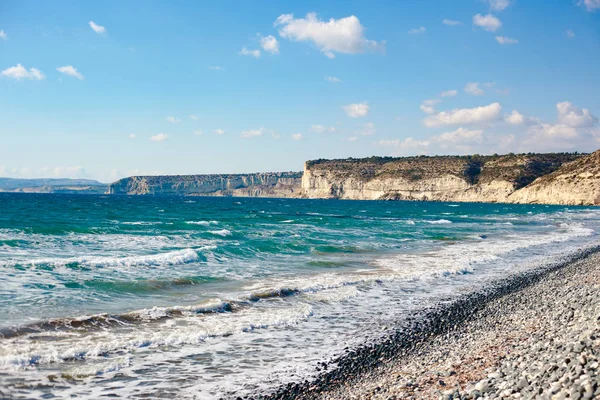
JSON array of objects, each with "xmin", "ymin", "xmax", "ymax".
[{"xmin": 0, "ymin": 178, "xmax": 106, "ymax": 194}]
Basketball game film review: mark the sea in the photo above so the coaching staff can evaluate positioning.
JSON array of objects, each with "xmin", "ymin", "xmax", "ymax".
[{"xmin": 0, "ymin": 193, "xmax": 599, "ymax": 399}]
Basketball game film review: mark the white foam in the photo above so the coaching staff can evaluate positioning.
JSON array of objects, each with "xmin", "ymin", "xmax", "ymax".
[
  {"xmin": 209, "ymin": 229, "xmax": 232, "ymax": 237},
  {"xmin": 185, "ymin": 221, "xmax": 218, "ymax": 226},
  {"xmin": 427, "ymin": 219, "xmax": 452, "ymax": 224}
]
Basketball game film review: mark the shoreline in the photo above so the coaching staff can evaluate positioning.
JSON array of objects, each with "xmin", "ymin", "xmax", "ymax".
[{"xmin": 257, "ymin": 244, "xmax": 600, "ymax": 400}]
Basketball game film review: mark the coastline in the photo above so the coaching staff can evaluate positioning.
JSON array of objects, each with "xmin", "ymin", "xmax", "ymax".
[{"xmin": 259, "ymin": 245, "xmax": 600, "ymax": 400}]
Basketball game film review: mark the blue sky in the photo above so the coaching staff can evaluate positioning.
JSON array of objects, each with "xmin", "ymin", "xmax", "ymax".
[{"xmin": 1, "ymin": 0, "xmax": 599, "ymax": 182}]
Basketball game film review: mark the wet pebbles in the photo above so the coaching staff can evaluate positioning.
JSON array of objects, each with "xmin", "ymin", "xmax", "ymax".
[{"xmin": 256, "ymin": 246, "xmax": 600, "ymax": 400}]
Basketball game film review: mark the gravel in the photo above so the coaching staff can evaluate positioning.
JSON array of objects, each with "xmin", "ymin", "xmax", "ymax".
[{"xmin": 255, "ymin": 245, "xmax": 600, "ymax": 400}]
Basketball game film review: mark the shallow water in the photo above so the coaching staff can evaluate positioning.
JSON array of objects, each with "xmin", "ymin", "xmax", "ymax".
[{"xmin": 0, "ymin": 193, "xmax": 598, "ymax": 398}]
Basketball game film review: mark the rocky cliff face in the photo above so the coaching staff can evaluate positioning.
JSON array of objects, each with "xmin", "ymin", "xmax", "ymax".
[
  {"xmin": 107, "ymin": 172, "xmax": 303, "ymax": 197},
  {"xmin": 301, "ymin": 153, "xmax": 585, "ymax": 204},
  {"xmin": 507, "ymin": 150, "xmax": 600, "ymax": 205}
]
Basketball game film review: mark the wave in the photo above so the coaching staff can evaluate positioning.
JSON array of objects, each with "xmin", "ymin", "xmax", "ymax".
[
  {"xmin": 209, "ymin": 229, "xmax": 231, "ymax": 237},
  {"xmin": 185, "ymin": 220, "xmax": 219, "ymax": 226},
  {"xmin": 12, "ymin": 249, "xmax": 201, "ymax": 270},
  {"xmin": 427, "ymin": 219, "xmax": 452, "ymax": 224}
]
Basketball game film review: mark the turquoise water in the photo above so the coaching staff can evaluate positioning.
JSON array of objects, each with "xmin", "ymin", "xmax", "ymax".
[{"xmin": 0, "ymin": 193, "xmax": 599, "ymax": 398}]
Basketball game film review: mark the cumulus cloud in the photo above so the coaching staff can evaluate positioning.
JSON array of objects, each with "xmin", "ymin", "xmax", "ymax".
[
  {"xmin": 442, "ymin": 19, "xmax": 462, "ymax": 26},
  {"xmin": 1, "ymin": 64, "xmax": 44, "ymax": 80},
  {"xmin": 557, "ymin": 101, "xmax": 599, "ymax": 127},
  {"xmin": 259, "ymin": 35, "xmax": 280, "ymax": 54},
  {"xmin": 440, "ymin": 89, "xmax": 458, "ymax": 97},
  {"xmin": 420, "ymin": 99, "xmax": 441, "ymax": 114},
  {"xmin": 310, "ymin": 125, "xmax": 336, "ymax": 133},
  {"xmin": 464, "ymin": 82, "xmax": 485, "ymax": 96},
  {"xmin": 239, "ymin": 47, "xmax": 261, "ymax": 58},
  {"xmin": 505, "ymin": 110, "xmax": 525, "ymax": 125},
  {"xmin": 215, "ymin": 129, "xmax": 225, "ymax": 135},
  {"xmin": 325, "ymin": 76, "xmax": 342, "ymax": 83},
  {"xmin": 274, "ymin": 13, "xmax": 384, "ymax": 58},
  {"xmin": 57, "ymin": 65, "xmax": 84, "ymax": 80},
  {"xmin": 579, "ymin": 0, "xmax": 600, "ymax": 11},
  {"xmin": 292, "ymin": 133, "xmax": 303, "ymax": 140},
  {"xmin": 488, "ymin": 0, "xmax": 511, "ymax": 11},
  {"xmin": 408, "ymin": 26, "xmax": 426, "ymax": 34},
  {"xmin": 0, "ymin": 30, "xmax": 7, "ymax": 40},
  {"xmin": 424, "ymin": 102, "xmax": 502, "ymax": 127},
  {"xmin": 89, "ymin": 21, "xmax": 106, "ymax": 34},
  {"xmin": 566, "ymin": 29, "xmax": 575, "ymax": 38},
  {"xmin": 166, "ymin": 116, "xmax": 181, "ymax": 124},
  {"xmin": 473, "ymin": 14, "xmax": 502, "ymax": 32},
  {"xmin": 151, "ymin": 133, "xmax": 169, "ymax": 141},
  {"xmin": 241, "ymin": 127, "xmax": 265, "ymax": 138},
  {"xmin": 343, "ymin": 102, "xmax": 370, "ymax": 118},
  {"xmin": 495, "ymin": 36, "xmax": 518, "ymax": 44}
]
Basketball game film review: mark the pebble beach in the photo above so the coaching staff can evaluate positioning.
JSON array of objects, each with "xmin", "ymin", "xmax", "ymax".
[{"xmin": 262, "ymin": 246, "xmax": 600, "ymax": 400}]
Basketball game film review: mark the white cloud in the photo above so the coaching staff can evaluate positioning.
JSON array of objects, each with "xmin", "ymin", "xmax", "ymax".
[
  {"xmin": 359, "ymin": 122, "xmax": 376, "ymax": 136},
  {"xmin": 379, "ymin": 137, "xmax": 430, "ymax": 151},
  {"xmin": 89, "ymin": 21, "xmax": 106, "ymax": 34},
  {"xmin": 57, "ymin": 65, "xmax": 84, "ymax": 80},
  {"xmin": 274, "ymin": 13, "xmax": 384, "ymax": 59},
  {"xmin": 208, "ymin": 66, "xmax": 223, "ymax": 70},
  {"xmin": 442, "ymin": 19, "xmax": 462, "ymax": 26},
  {"xmin": 241, "ymin": 127, "xmax": 265, "ymax": 138},
  {"xmin": 557, "ymin": 101, "xmax": 599, "ymax": 127},
  {"xmin": 566, "ymin": 29, "xmax": 575, "ymax": 38},
  {"xmin": 408, "ymin": 26, "xmax": 426, "ymax": 34},
  {"xmin": 436, "ymin": 127, "xmax": 483, "ymax": 143},
  {"xmin": 239, "ymin": 47, "xmax": 261, "ymax": 58},
  {"xmin": 310, "ymin": 125, "xmax": 336, "ymax": 133},
  {"xmin": 424, "ymin": 102, "xmax": 502, "ymax": 127},
  {"xmin": 194, "ymin": 130, "xmax": 203, "ymax": 136},
  {"xmin": 128, "ymin": 134, "xmax": 136, "ymax": 139},
  {"xmin": 348, "ymin": 136, "xmax": 358, "ymax": 142},
  {"xmin": 464, "ymin": 82, "xmax": 485, "ymax": 96},
  {"xmin": 495, "ymin": 36, "xmax": 518, "ymax": 44},
  {"xmin": 325, "ymin": 76, "xmax": 342, "ymax": 83},
  {"xmin": 0, "ymin": 30, "xmax": 7, "ymax": 40},
  {"xmin": 488, "ymin": 0, "xmax": 511, "ymax": 11},
  {"xmin": 189, "ymin": 114, "xmax": 198, "ymax": 121},
  {"xmin": 272, "ymin": 132, "xmax": 281, "ymax": 140},
  {"xmin": 473, "ymin": 14, "xmax": 502, "ymax": 32},
  {"xmin": 292, "ymin": 133, "xmax": 303, "ymax": 140},
  {"xmin": 343, "ymin": 102, "xmax": 369, "ymax": 118},
  {"xmin": 215, "ymin": 129, "xmax": 225, "ymax": 135},
  {"xmin": 529, "ymin": 123, "xmax": 579, "ymax": 140},
  {"xmin": 505, "ymin": 110, "xmax": 525, "ymax": 125},
  {"xmin": 420, "ymin": 99, "xmax": 441, "ymax": 114},
  {"xmin": 151, "ymin": 133, "xmax": 169, "ymax": 141},
  {"xmin": 259, "ymin": 35, "xmax": 280, "ymax": 54},
  {"xmin": 440, "ymin": 89, "xmax": 458, "ymax": 97},
  {"xmin": 579, "ymin": 0, "xmax": 600, "ymax": 11},
  {"xmin": 166, "ymin": 116, "xmax": 181, "ymax": 124},
  {"xmin": 1, "ymin": 64, "xmax": 44, "ymax": 80}
]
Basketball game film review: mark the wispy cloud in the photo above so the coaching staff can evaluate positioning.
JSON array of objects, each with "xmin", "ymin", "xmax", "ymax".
[
  {"xmin": 57, "ymin": 65, "xmax": 84, "ymax": 80},
  {"xmin": 442, "ymin": 19, "xmax": 462, "ymax": 26},
  {"xmin": 566, "ymin": 29, "xmax": 575, "ymax": 38},
  {"xmin": 241, "ymin": 127, "xmax": 265, "ymax": 138},
  {"xmin": 488, "ymin": 0, "xmax": 511, "ymax": 11},
  {"xmin": 208, "ymin": 66, "xmax": 224, "ymax": 71},
  {"xmin": 408, "ymin": 26, "xmax": 426, "ymax": 34},
  {"xmin": 325, "ymin": 76, "xmax": 342, "ymax": 83},
  {"xmin": 239, "ymin": 47, "xmax": 261, "ymax": 58},
  {"xmin": 0, "ymin": 30, "xmax": 7, "ymax": 40},
  {"xmin": 189, "ymin": 115, "xmax": 199, "ymax": 121},
  {"xmin": 440, "ymin": 89, "xmax": 458, "ymax": 97},
  {"xmin": 495, "ymin": 36, "xmax": 518, "ymax": 44},
  {"xmin": 150, "ymin": 133, "xmax": 169, "ymax": 141},
  {"xmin": 310, "ymin": 125, "xmax": 336, "ymax": 133},
  {"xmin": 89, "ymin": 21, "xmax": 106, "ymax": 34},
  {"xmin": 215, "ymin": 129, "xmax": 225, "ymax": 135},
  {"xmin": 292, "ymin": 133, "xmax": 303, "ymax": 140},
  {"xmin": 464, "ymin": 82, "xmax": 485, "ymax": 96},
  {"xmin": 166, "ymin": 116, "xmax": 181, "ymax": 124}
]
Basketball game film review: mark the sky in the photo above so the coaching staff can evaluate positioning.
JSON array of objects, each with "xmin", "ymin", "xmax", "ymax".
[{"xmin": 1, "ymin": 0, "xmax": 599, "ymax": 182}]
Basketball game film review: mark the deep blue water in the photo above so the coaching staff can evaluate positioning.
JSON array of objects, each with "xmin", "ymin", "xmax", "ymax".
[{"xmin": 0, "ymin": 193, "xmax": 598, "ymax": 398}]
